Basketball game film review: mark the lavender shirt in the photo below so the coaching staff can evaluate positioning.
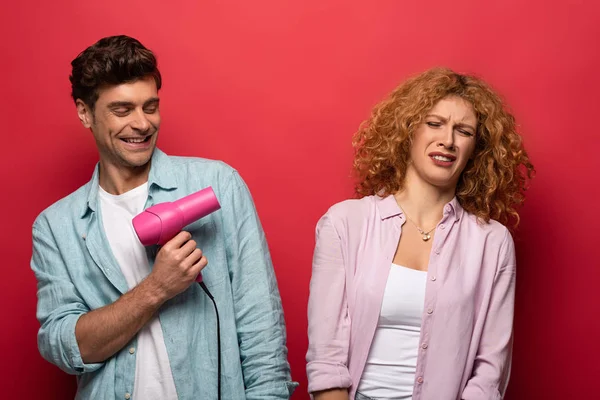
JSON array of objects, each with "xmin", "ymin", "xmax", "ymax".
[{"xmin": 306, "ymin": 195, "xmax": 515, "ymax": 400}]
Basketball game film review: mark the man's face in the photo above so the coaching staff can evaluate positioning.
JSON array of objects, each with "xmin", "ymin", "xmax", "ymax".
[{"xmin": 77, "ymin": 76, "xmax": 160, "ymax": 171}]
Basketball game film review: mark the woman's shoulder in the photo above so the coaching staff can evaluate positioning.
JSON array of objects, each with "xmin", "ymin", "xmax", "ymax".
[
  {"xmin": 460, "ymin": 210, "xmax": 514, "ymax": 252},
  {"xmin": 317, "ymin": 195, "xmax": 387, "ymax": 234},
  {"xmin": 326, "ymin": 195, "xmax": 381, "ymax": 219}
]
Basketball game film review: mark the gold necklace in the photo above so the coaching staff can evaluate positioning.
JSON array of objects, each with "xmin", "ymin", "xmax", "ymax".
[{"xmin": 400, "ymin": 208, "xmax": 437, "ymax": 241}]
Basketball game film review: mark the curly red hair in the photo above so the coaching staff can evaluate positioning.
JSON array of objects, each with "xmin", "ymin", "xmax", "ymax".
[{"xmin": 353, "ymin": 67, "xmax": 534, "ymax": 228}]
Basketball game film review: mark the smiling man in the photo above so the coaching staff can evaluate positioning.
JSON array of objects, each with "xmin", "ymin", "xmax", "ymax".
[{"xmin": 30, "ymin": 35, "xmax": 296, "ymax": 400}]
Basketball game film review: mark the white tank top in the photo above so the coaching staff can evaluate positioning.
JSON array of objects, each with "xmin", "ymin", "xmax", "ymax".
[{"xmin": 357, "ymin": 264, "xmax": 427, "ymax": 399}]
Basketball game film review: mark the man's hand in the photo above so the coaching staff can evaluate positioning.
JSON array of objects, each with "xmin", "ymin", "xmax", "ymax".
[
  {"xmin": 146, "ymin": 231, "xmax": 208, "ymax": 302},
  {"xmin": 75, "ymin": 231, "xmax": 207, "ymax": 363}
]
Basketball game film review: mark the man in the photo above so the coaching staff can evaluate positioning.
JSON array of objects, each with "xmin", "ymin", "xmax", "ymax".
[{"xmin": 31, "ymin": 35, "xmax": 297, "ymax": 399}]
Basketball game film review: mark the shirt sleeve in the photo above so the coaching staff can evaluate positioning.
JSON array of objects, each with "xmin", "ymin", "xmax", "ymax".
[
  {"xmin": 306, "ymin": 211, "xmax": 352, "ymax": 393},
  {"xmin": 31, "ymin": 216, "xmax": 104, "ymax": 375},
  {"xmin": 221, "ymin": 171, "xmax": 298, "ymax": 399},
  {"xmin": 462, "ymin": 229, "xmax": 516, "ymax": 400}
]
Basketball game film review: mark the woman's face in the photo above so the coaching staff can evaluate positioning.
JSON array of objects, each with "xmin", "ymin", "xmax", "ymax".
[{"xmin": 407, "ymin": 95, "xmax": 477, "ymax": 191}]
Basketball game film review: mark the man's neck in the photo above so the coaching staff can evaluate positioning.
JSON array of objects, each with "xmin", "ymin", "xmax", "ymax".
[
  {"xmin": 394, "ymin": 168, "xmax": 456, "ymax": 229},
  {"xmin": 98, "ymin": 160, "xmax": 150, "ymax": 195}
]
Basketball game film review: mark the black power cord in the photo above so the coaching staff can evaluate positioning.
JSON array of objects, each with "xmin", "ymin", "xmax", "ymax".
[{"xmin": 198, "ymin": 281, "xmax": 221, "ymax": 400}]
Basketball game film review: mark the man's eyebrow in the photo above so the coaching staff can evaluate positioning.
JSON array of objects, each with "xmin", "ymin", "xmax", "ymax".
[
  {"xmin": 107, "ymin": 101, "xmax": 134, "ymax": 108},
  {"xmin": 106, "ymin": 98, "xmax": 160, "ymax": 108},
  {"xmin": 143, "ymin": 97, "xmax": 160, "ymax": 106}
]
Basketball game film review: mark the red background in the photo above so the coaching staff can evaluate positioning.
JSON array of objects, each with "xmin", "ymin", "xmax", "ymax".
[{"xmin": 1, "ymin": 1, "xmax": 599, "ymax": 398}]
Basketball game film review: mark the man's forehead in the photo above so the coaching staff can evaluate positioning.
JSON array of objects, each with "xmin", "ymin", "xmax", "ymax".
[{"xmin": 97, "ymin": 78, "xmax": 158, "ymax": 105}]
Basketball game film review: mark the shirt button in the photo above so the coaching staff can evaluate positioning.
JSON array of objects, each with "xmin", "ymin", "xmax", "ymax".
[
  {"xmin": 440, "ymin": 224, "xmax": 445, "ymax": 229},
  {"xmin": 434, "ymin": 249, "xmax": 440, "ymax": 255},
  {"xmin": 430, "ymin": 276, "xmax": 436, "ymax": 281},
  {"xmin": 129, "ymin": 347, "xmax": 135, "ymax": 354},
  {"xmin": 427, "ymin": 308, "xmax": 434, "ymax": 314},
  {"xmin": 417, "ymin": 377, "xmax": 424, "ymax": 384},
  {"xmin": 125, "ymin": 394, "xmax": 131, "ymax": 400},
  {"xmin": 422, "ymin": 343, "xmax": 428, "ymax": 349}
]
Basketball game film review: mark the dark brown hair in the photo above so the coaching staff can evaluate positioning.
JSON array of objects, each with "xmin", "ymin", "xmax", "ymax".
[
  {"xmin": 353, "ymin": 67, "xmax": 534, "ymax": 228},
  {"xmin": 70, "ymin": 35, "xmax": 162, "ymax": 109}
]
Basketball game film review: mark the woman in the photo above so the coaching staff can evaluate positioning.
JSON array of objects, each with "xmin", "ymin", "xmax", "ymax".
[{"xmin": 306, "ymin": 67, "xmax": 534, "ymax": 400}]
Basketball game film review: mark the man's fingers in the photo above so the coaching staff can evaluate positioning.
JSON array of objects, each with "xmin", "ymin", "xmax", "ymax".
[{"xmin": 163, "ymin": 231, "xmax": 192, "ymax": 250}]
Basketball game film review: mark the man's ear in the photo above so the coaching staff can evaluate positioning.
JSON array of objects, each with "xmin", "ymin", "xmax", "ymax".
[{"xmin": 76, "ymin": 99, "xmax": 93, "ymax": 128}]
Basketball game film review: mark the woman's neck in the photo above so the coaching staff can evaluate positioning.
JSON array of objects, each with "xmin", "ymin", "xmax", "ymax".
[{"xmin": 394, "ymin": 169, "xmax": 456, "ymax": 229}]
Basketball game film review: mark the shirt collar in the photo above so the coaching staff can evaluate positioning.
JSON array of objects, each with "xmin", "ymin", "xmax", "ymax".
[
  {"xmin": 81, "ymin": 148, "xmax": 176, "ymax": 218},
  {"xmin": 444, "ymin": 196, "xmax": 464, "ymax": 222},
  {"xmin": 376, "ymin": 194, "xmax": 404, "ymax": 220},
  {"xmin": 376, "ymin": 193, "xmax": 464, "ymax": 222}
]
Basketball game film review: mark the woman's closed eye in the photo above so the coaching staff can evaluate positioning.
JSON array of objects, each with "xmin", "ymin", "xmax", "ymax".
[{"xmin": 456, "ymin": 128, "xmax": 474, "ymax": 136}]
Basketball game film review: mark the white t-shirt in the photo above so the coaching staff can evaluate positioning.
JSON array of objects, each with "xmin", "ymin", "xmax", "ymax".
[
  {"xmin": 99, "ymin": 183, "xmax": 178, "ymax": 400},
  {"xmin": 357, "ymin": 264, "xmax": 428, "ymax": 399}
]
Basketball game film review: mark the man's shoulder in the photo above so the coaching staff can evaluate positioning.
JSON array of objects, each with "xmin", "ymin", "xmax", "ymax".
[
  {"xmin": 158, "ymin": 154, "xmax": 251, "ymax": 203},
  {"xmin": 33, "ymin": 183, "xmax": 90, "ymax": 230},
  {"xmin": 167, "ymin": 154, "xmax": 232, "ymax": 169},
  {"xmin": 165, "ymin": 155, "xmax": 238, "ymax": 182}
]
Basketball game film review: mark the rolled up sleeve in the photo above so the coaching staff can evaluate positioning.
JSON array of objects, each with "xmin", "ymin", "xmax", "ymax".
[
  {"xmin": 306, "ymin": 212, "xmax": 352, "ymax": 393},
  {"xmin": 31, "ymin": 218, "xmax": 103, "ymax": 375}
]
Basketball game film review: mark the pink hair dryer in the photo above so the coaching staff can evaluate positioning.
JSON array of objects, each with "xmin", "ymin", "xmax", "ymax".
[{"xmin": 132, "ymin": 187, "xmax": 221, "ymax": 282}]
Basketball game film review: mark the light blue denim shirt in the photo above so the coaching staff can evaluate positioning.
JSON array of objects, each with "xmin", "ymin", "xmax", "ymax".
[{"xmin": 31, "ymin": 149, "xmax": 297, "ymax": 399}]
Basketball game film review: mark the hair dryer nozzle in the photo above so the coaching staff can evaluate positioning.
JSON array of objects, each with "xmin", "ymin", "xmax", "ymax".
[{"xmin": 132, "ymin": 211, "xmax": 163, "ymax": 246}]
